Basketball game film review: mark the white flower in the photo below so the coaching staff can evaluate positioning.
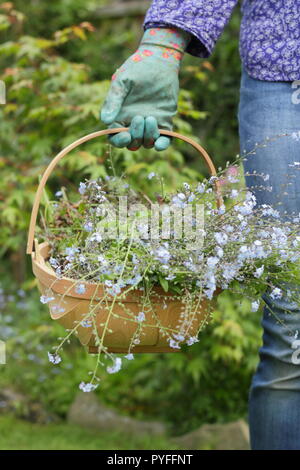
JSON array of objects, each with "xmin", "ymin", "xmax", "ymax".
[
  {"xmin": 154, "ymin": 247, "xmax": 171, "ymax": 264},
  {"xmin": 261, "ymin": 205, "xmax": 280, "ymax": 218},
  {"xmin": 172, "ymin": 193, "xmax": 186, "ymax": 208},
  {"xmin": 224, "ymin": 224, "xmax": 234, "ymax": 233},
  {"xmin": 65, "ymin": 246, "xmax": 79, "ymax": 261},
  {"xmin": 238, "ymin": 245, "xmax": 251, "ymax": 260},
  {"xmin": 217, "ymin": 204, "xmax": 226, "ymax": 215},
  {"xmin": 207, "ymin": 256, "xmax": 219, "ymax": 269},
  {"xmin": 227, "ymin": 174, "xmax": 239, "ymax": 183},
  {"xmin": 251, "ymin": 301, "xmax": 260, "ymax": 312},
  {"xmin": 196, "ymin": 182, "xmax": 205, "ymax": 193},
  {"xmin": 257, "ymin": 230, "xmax": 270, "ymax": 239},
  {"xmin": 83, "ymin": 221, "xmax": 94, "ymax": 232},
  {"xmin": 98, "ymin": 255, "xmax": 109, "ymax": 265},
  {"xmin": 271, "ymin": 227, "xmax": 288, "ymax": 247},
  {"xmin": 270, "ymin": 287, "xmax": 283, "ymax": 300},
  {"xmin": 183, "ymin": 260, "xmax": 197, "ymax": 272},
  {"xmin": 204, "ymin": 287, "xmax": 216, "ymax": 300},
  {"xmin": 293, "ymin": 237, "xmax": 300, "ymax": 247},
  {"xmin": 79, "ymin": 382, "xmax": 98, "ymax": 392},
  {"xmin": 251, "ymin": 240, "xmax": 268, "ymax": 259},
  {"xmin": 51, "ymin": 305, "xmax": 65, "ymax": 314},
  {"xmin": 49, "ymin": 257, "xmax": 59, "ymax": 268},
  {"xmin": 79, "ymin": 254, "xmax": 86, "ymax": 264},
  {"xmin": 148, "ymin": 172, "xmax": 156, "ymax": 180},
  {"xmin": 168, "ymin": 339, "xmax": 181, "ymax": 349},
  {"xmin": 40, "ymin": 295, "xmax": 55, "ymax": 304},
  {"xmin": 107, "ymin": 357, "xmax": 122, "ymax": 374},
  {"xmin": 105, "ymin": 281, "xmax": 121, "ymax": 296},
  {"xmin": 136, "ymin": 311, "xmax": 145, "ymax": 322},
  {"xmin": 75, "ymin": 283, "xmax": 86, "ymax": 295},
  {"xmin": 279, "ymin": 249, "xmax": 288, "ymax": 260},
  {"xmin": 78, "ymin": 182, "xmax": 87, "ymax": 194},
  {"xmin": 235, "ymin": 192, "xmax": 256, "ymax": 216},
  {"xmin": 235, "ymin": 202, "xmax": 253, "ymax": 216},
  {"xmin": 173, "ymin": 333, "xmax": 185, "ymax": 342},
  {"xmin": 222, "ymin": 263, "xmax": 240, "ymax": 282},
  {"xmin": 245, "ymin": 191, "xmax": 256, "ymax": 204},
  {"xmin": 48, "ymin": 352, "xmax": 61, "ymax": 364},
  {"xmin": 214, "ymin": 232, "xmax": 228, "ymax": 245},
  {"xmin": 90, "ymin": 232, "xmax": 102, "ymax": 243},
  {"xmin": 125, "ymin": 354, "xmax": 134, "ymax": 360},
  {"xmin": 215, "ymin": 246, "xmax": 224, "ymax": 258},
  {"xmin": 230, "ymin": 189, "xmax": 239, "ymax": 199},
  {"xmin": 254, "ymin": 266, "xmax": 264, "ymax": 278},
  {"xmin": 186, "ymin": 336, "xmax": 199, "ymax": 346}
]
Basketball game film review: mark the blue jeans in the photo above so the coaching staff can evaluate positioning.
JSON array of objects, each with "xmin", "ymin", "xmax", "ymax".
[{"xmin": 238, "ymin": 69, "xmax": 300, "ymax": 450}]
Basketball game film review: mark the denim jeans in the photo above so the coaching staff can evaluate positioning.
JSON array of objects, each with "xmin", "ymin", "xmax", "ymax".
[{"xmin": 238, "ymin": 69, "xmax": 300, "ymax": 450}]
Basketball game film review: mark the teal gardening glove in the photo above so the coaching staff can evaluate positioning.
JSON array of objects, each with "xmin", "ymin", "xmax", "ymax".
[{"xmin": 100, "ymin": 27, "xmax": 191, "ymax": 151}]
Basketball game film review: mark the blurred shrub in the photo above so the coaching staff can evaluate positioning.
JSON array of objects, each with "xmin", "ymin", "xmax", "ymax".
[
  {"xmin": 0, "ymin": 280, "xmax": 261, "ymax": 434},
  {"xmin": 0, "ymin": 3, "xmax": 205, "ymax": 262}
]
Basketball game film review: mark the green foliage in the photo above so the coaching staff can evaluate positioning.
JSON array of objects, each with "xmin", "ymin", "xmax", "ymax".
[
  {"xmin": 0, "ymin": 13, "xmax": 106, "ymax": 254},
  {"xmin": 0, "ymin": 3, "xmax": 205, "ymax": 258},
  {"xmin": 0, "ymin": 415, "xmax": 179, "ymax": 450}
]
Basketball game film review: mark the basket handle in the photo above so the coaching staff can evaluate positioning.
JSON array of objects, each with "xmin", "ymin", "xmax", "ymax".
[{"xmin": 26, "ymin": 128, "xmax": 224, "ymax": 255}]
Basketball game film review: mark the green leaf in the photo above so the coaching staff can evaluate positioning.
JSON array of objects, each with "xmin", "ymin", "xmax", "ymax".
[{"xmin": 159, "ymin": 276, "xmax": 169, "ymax": 293}]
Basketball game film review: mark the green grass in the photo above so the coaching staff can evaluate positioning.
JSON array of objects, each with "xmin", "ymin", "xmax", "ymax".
[{"xmin": 0, "ymin": 415, "xmax": 180, "ymax": 450}]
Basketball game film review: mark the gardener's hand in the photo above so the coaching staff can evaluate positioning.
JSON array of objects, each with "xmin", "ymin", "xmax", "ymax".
[{"xmin": 100, "ymin": 27, "xmax": 191, "ymax": 151}]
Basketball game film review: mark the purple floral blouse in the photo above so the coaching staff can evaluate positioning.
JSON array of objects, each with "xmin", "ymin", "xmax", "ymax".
[{"xmin": 143, "ymin": 0, "xmax": 300, "ymax": 81}]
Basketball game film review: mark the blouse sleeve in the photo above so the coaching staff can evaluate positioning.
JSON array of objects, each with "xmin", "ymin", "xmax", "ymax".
[{"xmin": 143, "ymin": 0, "xmax": 238, "ymax": 58}]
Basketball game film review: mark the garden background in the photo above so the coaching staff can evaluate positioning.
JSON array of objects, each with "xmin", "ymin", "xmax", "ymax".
[{"xmin": 0, "ymin": 0, "xmax": 261, "ymax": 450}]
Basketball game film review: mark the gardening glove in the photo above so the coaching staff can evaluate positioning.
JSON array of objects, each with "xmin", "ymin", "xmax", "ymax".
[{"xmin": 100, "ymin": 27, "xmax": 191, "ymax": 151}]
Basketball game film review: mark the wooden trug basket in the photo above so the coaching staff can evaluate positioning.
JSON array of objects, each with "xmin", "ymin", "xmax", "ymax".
[{"xmin": 26, "ymin": 128, "xmax": 223, "ymax": 354}]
